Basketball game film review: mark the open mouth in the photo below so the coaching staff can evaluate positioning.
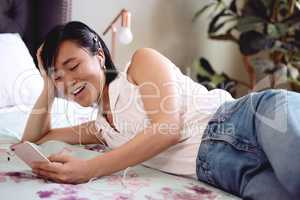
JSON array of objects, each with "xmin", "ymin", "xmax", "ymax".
[{"xmin": 71, "ymin": 83, "xmax": 87, "ymax": 97}]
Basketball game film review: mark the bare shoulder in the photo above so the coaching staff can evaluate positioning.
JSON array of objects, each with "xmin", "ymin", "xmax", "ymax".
[
  {"xmin": 132, "ymin": 48, "xmax": 164, "ymax": 60},
  {"xmin": 127, "ymin": 48, "xmax": 174, "ymax": 84}
]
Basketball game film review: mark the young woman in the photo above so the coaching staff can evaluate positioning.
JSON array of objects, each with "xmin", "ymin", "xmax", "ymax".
[{"xmin": 22, "ymin": 21, "xmax": 300, "ymax": 200}]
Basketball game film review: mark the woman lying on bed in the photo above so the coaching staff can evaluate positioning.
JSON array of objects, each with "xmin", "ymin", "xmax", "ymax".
[{"xmin": 22, "ymin": 21, "xmax": 300, "ymax": 200}]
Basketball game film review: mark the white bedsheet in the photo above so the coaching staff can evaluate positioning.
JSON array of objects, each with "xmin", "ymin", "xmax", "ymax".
[
  {"xmin": 0, "ymin": 100, "xmax": 240, "ymax": 200},
  {"xmin": 0, "ymin": 98, "xmax": 97, "ymax": 140}
]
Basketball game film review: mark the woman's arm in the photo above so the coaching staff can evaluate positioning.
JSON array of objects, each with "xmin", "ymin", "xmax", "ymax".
[
  {"xmin": 21, "ymin": 87, "xmax": 54, "ymax": 143},
  {"xmin": 35, "ymin": 120, "xmax": 104, "ymax": 145},
  {"xmin": 21, "ymin": 44, "xmax": 55, "ymax": 143},
  {"xmin": 21, "ymin": 88, "xmax": 103, "ymax": 145},
  {"xmin": 88, "ymin": 48, "xmax": 182, "ymax": 177},
  {"xmin": 32, "ymin": 48, "xmax": 182, "ymax": 183}
]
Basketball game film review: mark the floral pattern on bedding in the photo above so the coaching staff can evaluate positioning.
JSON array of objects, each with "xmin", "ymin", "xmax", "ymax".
[
  {"xmin": 0, "ymin": 142, "xmax": 240, "ymax": 200},
  {"xmin": 0, "ymin": 171, "xmax": 41, "ymax": 183},
  {"xmin": 33, "ymin": 177, "xmax": 220, "ymax": 200},
  {"xmin": 145, "ymin": 185, "xmax": 218, "ymax": 200},
  {"xmin": 37, "ymin": 184, "xmax": 88, "ymax": 200}
]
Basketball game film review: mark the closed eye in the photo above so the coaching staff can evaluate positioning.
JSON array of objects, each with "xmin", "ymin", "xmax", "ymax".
[
  {"xmin": 54, "ymin": 76, "xmax": 62, "ymax": 81},
  {"xmin": 70, "ymin": 64, "xmax": 79, "ymax": 71}
]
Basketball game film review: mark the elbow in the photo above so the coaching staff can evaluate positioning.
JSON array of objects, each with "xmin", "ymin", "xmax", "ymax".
[
  {"xmin": 169, "ymin": 129, "xmax": 182, "ymax": 144},
  {"xmin": 20, "ymin": 134, "xmax": 30, "ymax": 143},
  {"xmin": 21, "ymin": 130, "xmax": 49, "ymax": 144},
  {"xmin": 20, "ymin": 136, "xmax": 36, "ymax": 143},
  {"xmin": 152, "ymin": 119, "xmax": 182, "ymax": 144}
]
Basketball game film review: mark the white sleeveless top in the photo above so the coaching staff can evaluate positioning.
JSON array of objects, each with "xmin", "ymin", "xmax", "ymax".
[{"xmin": 95, "ymin": 63, "xmax": 234, "ymax": 178}]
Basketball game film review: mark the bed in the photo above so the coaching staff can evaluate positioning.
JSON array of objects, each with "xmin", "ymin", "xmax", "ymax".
[{"xmin": 0, "ymin": 0, "xmax": 240, "ymax": 199}]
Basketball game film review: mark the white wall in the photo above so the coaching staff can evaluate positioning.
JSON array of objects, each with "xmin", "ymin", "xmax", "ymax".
[{"xmin": 71, "ymin": 0, "xmax": 247, "ymax": 83}]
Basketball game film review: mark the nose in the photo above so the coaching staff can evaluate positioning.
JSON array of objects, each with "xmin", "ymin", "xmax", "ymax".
[
  {"xmin": 66, "ymin": 75, "xmax": 77, "ymax": 91},
  {"xmin": 58, "ymin": 72, "xmax": 76, "ymax": 98}
]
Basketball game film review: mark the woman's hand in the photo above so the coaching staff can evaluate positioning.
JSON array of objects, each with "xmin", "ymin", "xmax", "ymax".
[
  {"xmin": 36, "ymin": 44, "xmax": 57, "ymax": 99},
  {"xmin": 32, "ymin": 154, "xmax": 95, "ymax": 184}
]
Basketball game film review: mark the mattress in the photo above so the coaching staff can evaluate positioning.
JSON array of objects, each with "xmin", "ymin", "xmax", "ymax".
[{"xmin": 0, "ymin": 101, "xmax": 241, "ymax": 200}]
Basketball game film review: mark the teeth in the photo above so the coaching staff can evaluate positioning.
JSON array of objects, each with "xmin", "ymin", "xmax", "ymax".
[
  {"xmin": 73, "ymin": 87, "xmax": 82, "ymax": 95},
  {"xmin": 72, "ymin": 84, "xmax": 86, "ymax": 95}
]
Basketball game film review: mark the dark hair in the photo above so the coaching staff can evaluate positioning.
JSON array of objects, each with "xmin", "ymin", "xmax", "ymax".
[{"xmin": 40, "ymin": 21, "xmax": 118, "ymax": 85}]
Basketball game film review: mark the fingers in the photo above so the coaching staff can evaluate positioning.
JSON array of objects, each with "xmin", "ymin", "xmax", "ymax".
[
  {"xmin": 37, "ymin": 43, "xmax": 44, "ymax": 51},
  {"xmin": 32, "ymin": 162, "xmax": 67, "ymax": 183},
  {"xmin": 36, "ymin": 43, "xmax": 58, "ymax": 98},
  {"xmin": 33, "ymin": 168, "xmax": 65, "ymax": 183},
  {"xmin": 37, "ymin": 43, "xmax": 44, "ymax": 58},
  {"xmin": 48, "ymin": 154, "xmax": 72, "ymax": 164},
  {"xmin": 36, "ymin": 43, "xmax": 47, "ymax": 75},
  {"xmin": 31, "ymin": 157, "xmax": 73, "ymax": 183},
  {"xmin": 32, "ymin": 161, "xmax": 64, "ymax": 173}
]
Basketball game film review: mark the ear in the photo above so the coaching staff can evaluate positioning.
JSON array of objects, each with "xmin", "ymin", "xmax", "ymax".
[{"xmin": 96, "ymin": 49, "xmax": 105, "ymax": 67}]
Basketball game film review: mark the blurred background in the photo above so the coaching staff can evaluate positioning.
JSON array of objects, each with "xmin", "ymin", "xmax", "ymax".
[{"xmin": 71, "ymin": 0, "xmax": 247, "ymax": 96}]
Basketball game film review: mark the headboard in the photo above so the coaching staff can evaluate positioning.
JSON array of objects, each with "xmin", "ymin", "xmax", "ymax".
[{"xmin": 0, "ymin": 0, "xmax": 72, "ymax": 58}]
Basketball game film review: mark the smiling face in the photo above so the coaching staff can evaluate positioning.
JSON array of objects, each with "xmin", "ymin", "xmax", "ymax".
[{"xmin": 51, "ymin": 40, "xmax": 105, "ymax": 107}]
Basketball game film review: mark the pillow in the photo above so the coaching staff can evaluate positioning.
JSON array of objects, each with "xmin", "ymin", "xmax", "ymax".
[
  {"xmin": 0, "ymin": 33, "xmax": 43, "ymax": 108},
  {"xmin": 0, "ymin": 99, "xmax": 98, "ymax": 140}
]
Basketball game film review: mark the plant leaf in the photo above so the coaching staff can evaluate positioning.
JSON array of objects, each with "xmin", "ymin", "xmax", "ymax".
[
  {"xmin": 236, "ymin": 16, "xmax": 265, "ymax": 32},
  {"xmin": 209, "ymin": 33, "xmax": 238, "ymax": 43},
  {"xmin": 296, "ymin": 0, "xmax": 300, "ymax": 10},
  {"xmin": 229, "ymin": 1, "xmax": 237, "ymax": 13},
  {"xmin": 242, "ymin": 0, "xmax": 269, "ymax": 19},
  {"xmin": 267, "ymin": 23, "xmax": 289, "ymax": 38},
  {"xmin": 261, "ymin": 0, "xmax": 274, "ymax": 8},
  {"xmin": 239, "ymin": 31, "xmax": 270, "ymax": 55},
  {"xmin": 208, "ymin": 9, "xmax": 233, "ymax": 33},
  {"xmin": 210, "ymin": 17, "xmax": 237, "ymax": 35},
  {"xmin": 291, "ymin": 51, "xmax": 300, "ymax": 62},
  {"xmin": 283, "ymin": 10, "xmax": 300, "ymax": 24},
  {"xmin": 193, "ymin": 3, "xmax": 216, "ymax": 22},
  {"xmin": 199, "ymin": 58, "xmax": 215, "ymax": 75}
]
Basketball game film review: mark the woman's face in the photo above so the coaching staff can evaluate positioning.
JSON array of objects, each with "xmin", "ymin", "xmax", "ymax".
[{"xmin": 51, "ymin": 40, "xmax": 105, "ymax": 107}]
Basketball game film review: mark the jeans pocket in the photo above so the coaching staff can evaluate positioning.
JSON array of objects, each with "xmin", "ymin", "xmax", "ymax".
[
  {"xmin": 205, "ymin": 121, "xmax": 258, "ymax": 153},
  {"xmin": 196, "ymin": 142, "xmax": 217, "ymax": 186},
  {"xmin": 197, "ymin": 120, "xmax": 262, "ymax": 195},
  {"xmin": 208, "ymin": 95, "xmax": 250, "ymax": 124}
]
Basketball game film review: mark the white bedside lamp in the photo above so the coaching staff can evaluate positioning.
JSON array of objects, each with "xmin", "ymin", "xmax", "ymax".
[{"xmin": 103, "ymin": 9, "xmax": 133, "ymax": 61}]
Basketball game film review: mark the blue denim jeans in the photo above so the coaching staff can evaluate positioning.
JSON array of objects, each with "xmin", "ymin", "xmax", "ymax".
[{"xmin": 196, "ymin": 89, "xmax": 300, "ymax": 200}]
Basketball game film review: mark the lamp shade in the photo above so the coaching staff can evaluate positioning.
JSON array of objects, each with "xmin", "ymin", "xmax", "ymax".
[
  {"xmin": 102, "ymin": 9, "xmax": 134, "ymax": 61},
  {"xmin": 118, "ymin": 27, "xmax": 133, "ymax": 44}
]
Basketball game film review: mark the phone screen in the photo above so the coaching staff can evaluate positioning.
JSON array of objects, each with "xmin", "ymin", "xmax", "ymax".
[{"xmin": 10, "ymin": 142, "xmax": 50, "ymax": 168}]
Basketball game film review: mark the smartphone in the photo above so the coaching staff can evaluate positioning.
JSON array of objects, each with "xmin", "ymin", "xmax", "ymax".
[{"xmin": 10, "ymin": 141, "xmax": 50, "ymax": 168}]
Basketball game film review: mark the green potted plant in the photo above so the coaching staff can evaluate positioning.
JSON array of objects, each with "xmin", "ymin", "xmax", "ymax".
[{"xmin": 194, "ymin": 0, "xmax": 300, "ymax": 91}]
